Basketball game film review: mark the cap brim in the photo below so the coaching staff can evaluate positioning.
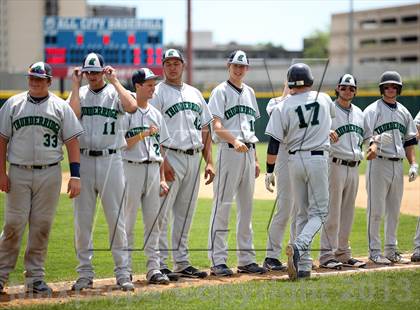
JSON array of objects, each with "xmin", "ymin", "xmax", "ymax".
[
  {"xmin": 163, "ymin": 56, "xmax": 184, "ymax": 63},
  {"xmin": 145, "ymin": 74, "xmax": 160, "ymax": 81},
  {"xmin": 81, "ymin": 67, "xmax": 103, "ymax": 72},
  {"xmin": 228, "ymin": 60, "xmax": 249, "ymax": 66},
  {"xmin": 26, "ymin": 73, "xmax": 51, "ymax": 79}
]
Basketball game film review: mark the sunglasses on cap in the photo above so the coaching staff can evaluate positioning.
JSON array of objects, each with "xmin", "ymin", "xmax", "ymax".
[{"xmin": 339, "ymin": 86, "xmax": 356, "ymax": 92}]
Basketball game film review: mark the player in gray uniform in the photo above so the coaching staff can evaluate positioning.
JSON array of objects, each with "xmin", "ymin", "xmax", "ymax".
[
  {"xmin": 122, "ymin": 68, "xmax": 170, "ymax": 285},
  {"xmin": 208, "ymin": 50, "xmax": 266, "ymax": 276},
  {"xmin": 412, "ymin": 111, "xmax": 420, "ymax": 262},
  {"xmin": 319, "ymin": 74, "xmax": 366, "ymax": 269},
  {"xmin": 0, "ymin": 62, "xmax": 83, "ymax": 294},
  {"xmin": 266, "ymin": 63, "xmax": 335, "ymax": 280},
  {"xmin": 68, "ymin": 53, "xmax": 138, "ymax": 291},
  {"xmin": 364, "ymin": 71, "xmax": 418, "ymax": 265},
  {"xmin": 263, "ymin": 83, "xmax": 297, "ymax": 271},
  {"xmin": 150, "ymin": 49, "xmax": 214, "ymax": 278}
]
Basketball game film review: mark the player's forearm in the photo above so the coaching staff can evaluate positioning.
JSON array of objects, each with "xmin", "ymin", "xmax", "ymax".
[
  {"xmin": 112, "ymin": 80, "xmax": 137, "ymax": 113},
  {"xmin": 65, "ymin": 138, "xmax": 80, "ymax": 164},
  {"xmin": 201, "ymin": 125, "xmax": 213, "ymax": 164},
  {"xmin": 213, "ymin": 119, "xmax": 237, "ymax": 145},
  {"xmin": 266, "ymin": 154, "xmax": 277, "ymax": 165},
  {"xmin": 69, "ymin": 86, "xmax": 82, "ymax": 118},
  {"xmin": 405, "ymin": 145, "xmax": 416, "ymax": 164},
  {"xmin": 0, "ymin": 137, "xmax": 8, "ymax": 174}
]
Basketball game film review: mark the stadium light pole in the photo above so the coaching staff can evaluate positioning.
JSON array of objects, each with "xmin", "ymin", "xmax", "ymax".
[{"xmin": 186, "ymin": 0, "xmax": 193, "ymax": 84}]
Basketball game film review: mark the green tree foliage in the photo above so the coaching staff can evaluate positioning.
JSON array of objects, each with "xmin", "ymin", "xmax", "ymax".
[{"xmin": 303, "ymin": 30, "xmax": 330, "ymax": 58}]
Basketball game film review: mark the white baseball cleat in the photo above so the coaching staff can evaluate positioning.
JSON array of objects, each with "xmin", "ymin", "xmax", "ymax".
[
  {"xmin": 369, "ymin": 255, "xmax": 391, "ymax": 265},
  {"xmin": 386, "ymin": 252, "xmax": 410, "ymax": 264},
  {"xmin": 320, "ymin": 259, "xmax": 343, "ymax": 270}
]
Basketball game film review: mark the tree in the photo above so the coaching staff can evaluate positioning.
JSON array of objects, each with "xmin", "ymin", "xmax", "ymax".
[{"xmin": 303, "ymin": 30, "xmax": 330, "ymax": 59}]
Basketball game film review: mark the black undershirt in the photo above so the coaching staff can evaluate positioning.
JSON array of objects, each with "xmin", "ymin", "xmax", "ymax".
[
  {"xmin": 227, "ymin": 80, "xmax": 243, "ymax": 94},
  {"xmin": 90, "ymin": 84, "xmax": 107, "ymax": 93},
  {"xmin": 28, "ymin": 94, "xmax": 49, "ymax": 104}
]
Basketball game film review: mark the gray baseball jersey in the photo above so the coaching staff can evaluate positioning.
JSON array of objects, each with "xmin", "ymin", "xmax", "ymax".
[
  {"xmin": 209, "ymin": 81, "xmax": 260, "ymax": 143},
  {"xmin": 150, "ymin": 81, "xmax": 212, "ymax": 150},
  {"xmin": 0, "ymin": 92, "xmax": 83, "ymax": 164},
  {"xmin": 265, "ymin": 90, "xmax": 334, "ymax": 272},
  {"xmin": 207, "ymin": 80, "xmax": 260, "ymax": 267},
  {"xmin": 363, "ymin": 99, "xmax": 417, "ymax": 259},
  {"xmin": 319, "ymin": 101, "xmax": 364, "ymax": 265},
  {"xmin": 122, "ymin": 104, "xmax": 170, "ymax": 162},
  {"xmin": 0, "ymin": 91, "xmax": 83, "ymax": 287},
  {"xmin": 414, "ymin": 111, "xmax": 420, "ymax": 254}
]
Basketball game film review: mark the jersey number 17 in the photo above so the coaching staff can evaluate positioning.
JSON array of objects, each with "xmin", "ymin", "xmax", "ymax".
[{"xmin": 295, "ymin": 102, "xmax": 320, "ymax": 129}]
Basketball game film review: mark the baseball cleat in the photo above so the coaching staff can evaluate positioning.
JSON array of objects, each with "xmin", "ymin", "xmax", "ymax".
[
  {"xmin": 177, "ymin": 266, "xmax": 208, "ymax": 278},
  {"xmin": 386, "ymin": 252, "xmax": 410, "ymax": 264},
  {"xmin": 71, "ymin": 277, "xmax": 93, "ymax": 291},
  {"xmin": 369, "ymin": 255, "xmax": 392, "ymax": 265},
  {"xmin": 117, "ymin": 277, "xmax": 135, "ymax": 291},
  {"xmin": 297, "ymin": 270, "xmax": 311, "ymax": 279},
  {"xmin": 26, "ymin": 280, "xmax": 53, "ymax": 295},
  {"xmin": 210, "ymin": 264, "xmax": 234, "ymax": 276},
  {"xmin": 342, "ymin": 258, "xmax": 366, "ymax": 268},
  {"xmin": 320, "ymin": 259, "xmax": 343, "ymax": 270},
  {"xmin": 237, "ymin": 263, "xmax": 267, "ymax": 274},
  {"xmin": 148, "ymin": 273, "xmax": 170, "ymax": 285},
  {"xmin": 160, "ymin": 268, "xmax": 180, "ymax": 281},
  {"xmin": 286, "ymin": 244, "xmax": 299, "ymax": 280},
  {"xmin": 411, "ymin": 252, "xmax": 420, "ymax": 262},
  {"xmin": 263, "ymin": 257, "xmax": 287, "ymax": 271}
]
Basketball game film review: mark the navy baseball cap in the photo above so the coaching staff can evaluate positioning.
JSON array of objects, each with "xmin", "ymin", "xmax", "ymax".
[
  {"xmin": 81, "ymin": 53, "xmax": 105, "ymax": 72},
  {"xmin": 162, "ymin": 49, "xmax": 184, "ymax": 64},
  {"xmin": 227, "ymin": 50, "xmax": 249, "ymax": 66},
  {"xmin": 26, "ymin": 62, "xmax": 52, "ymax": 79},
  {"xmin": 132, "ymin": 68, "xmax": 160, "ymax": 85}
]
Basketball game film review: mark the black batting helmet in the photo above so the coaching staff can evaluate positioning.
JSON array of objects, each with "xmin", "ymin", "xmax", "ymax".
[
  {"xmin": 287, "ymin": 63, "xmax": 314, "ymax": 88},
  {"xmin": 379, "ymin": 71, "xmax": 402, "ymax": 95}
]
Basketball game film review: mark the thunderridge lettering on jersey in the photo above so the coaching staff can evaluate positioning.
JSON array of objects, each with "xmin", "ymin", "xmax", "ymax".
[
  {"xmin": 224, "ymin": 105, "xmax": 257, "ymax": 119},
  {"xmin": 81, "ymin": 106, "xmax": 118, "ymax": 119},
  {"xmin": 164, "ymin": 101, "xmax": 202, "ymax": 118},
  {"xmin": 335, "ymin": 124, "xmax": 363, "ymax": 137},
  {"xmin": 374, "ymin": 122, "xmax": 406, "ymax": 135},
  {"xmin": 12, "ymin": 116, "xmax": 60, "ymax": 134}
]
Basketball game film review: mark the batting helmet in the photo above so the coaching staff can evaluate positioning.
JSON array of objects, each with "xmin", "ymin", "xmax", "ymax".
[
  {"xmin": 26, "ymin": 62, "xmax": 52, "ymax": 79},
  {"xmin": 287, "ymin": 63, "xmax": 314, "ymax": 88},
  {"xmin": 81, "ymin": 53, "xmax": 105, "ymax": 72},
  {"xmin": 379, "ymin": 71, "xmax": 402, "ymax": 95}
]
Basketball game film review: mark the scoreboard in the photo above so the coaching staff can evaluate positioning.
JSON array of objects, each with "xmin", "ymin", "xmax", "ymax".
[{"xmin": 44, "ymin": 17, "xmax": 163, "ymax": 78}]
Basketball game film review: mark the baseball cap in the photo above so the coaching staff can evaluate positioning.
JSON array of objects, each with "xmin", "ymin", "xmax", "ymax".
[
  {"xmin": 337, "ymin": 74, "xmax": 357, "ymax": 88},
  {"xmin": 162, "ymin": 49, "xmax": 184, "ymax": 64},
  {"xmin": 132, "ymin": 68, "xmax": 160, "ymax": 85},
  {"xmin": 26, "ymin": 62, "xmax": 52, "ymax": 79},
  {"xmin": 227, "ymin": 50, "xmax": 249, "ymax": 66},
  {"xmin": 81, "ymin": 52, "xmax": 105, "ymax": 72}
]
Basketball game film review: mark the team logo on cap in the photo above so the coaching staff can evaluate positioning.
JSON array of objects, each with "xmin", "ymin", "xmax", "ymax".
[
  {"xmin": 88, "ymin": 58, "xmax": 96, "ymax": 66},
  {"xmin": 143, "ymin": 68, "xmax": 155, "ymax": 79},
  {"xmin": 27, "ymin": 61, "xmax": 52, "ymax": 78}
]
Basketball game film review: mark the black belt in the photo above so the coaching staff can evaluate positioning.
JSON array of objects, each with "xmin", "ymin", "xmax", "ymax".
[
  {"xmin": 228, "ymin": 142, "xmax": 255, "ymax": 149},
  {"xmin": 11, "ymin": 162, "xmax": 58, "ymax": 170},
  {"xmin": 378, "ymin": 155, "xmax": 402, "ymax": 162},
  {"xmin": 289, "ymin": 150, "xmax": 324, "ymax": 156},
  {"xmin": 332, "ymin": 157, "xmax": 360, "ymax": 167},
  {"xmin": 164, "ymin": 147, "xmax": 200, "ymax": 156},
  {"xmin": 80, "ymin": 149, "xmax": 117, "ymax": 157},
  {"xmin": 126, "ymin": 160, "xmax": 155, "ymax": 164}
]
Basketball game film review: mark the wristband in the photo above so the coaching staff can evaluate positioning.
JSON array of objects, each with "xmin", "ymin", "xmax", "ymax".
[
  {"xmin": 70, "ymin": 162, "xmax": 80, "ymax": 178},
  {"xmin": 266, "ymin": 163, "xmax": 275, "ymax": 173}
]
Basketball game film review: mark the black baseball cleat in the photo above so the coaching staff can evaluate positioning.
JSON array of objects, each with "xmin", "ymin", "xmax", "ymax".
[
  {"xmin": 411, "ymin": 252, "xmax": 420, "ymax": 262},
  {"xmin": 342, "ymin": 258, "xmax": 366, "ymax": 268},
  {"xmin": 286, "ymin": 244, "xmax": 300, "ymax": 280},
  {"xmin": 263, "ymin": 257, "xmax": 287, "ymax": 271},
  {"xmin": 297, "ymin": 271, "xmax": 311, "ymax": 279},
  {"xmin": 26, "ymin": 280, "xmax": 53, "ymax": 295},
  {"xmin": 320, "ymin": 259, "xmax": 343, "ymax": 270},
  {"xmin": 210, "ymin": 264, "xmax": 234, "ymax": 276},
  {"xmin": 160, "ymin": 268, "xmax": 180, "ymax": 281},
  {"xmin": 237, "ymin": 263, "xmax": 267, "ymax": 274},
  {"xmin": 71, "ymin": 277, "xmax": 93, "ymax": 291},
  {"xmin": 148, "ymin": 273, "xmax": 170, "ymax": 285},
  {"xmin": 177, "ymin": 266, "xmax": 208, "ymax": 278}
]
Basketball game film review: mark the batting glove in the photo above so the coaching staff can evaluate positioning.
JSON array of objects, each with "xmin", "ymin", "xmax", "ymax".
[
  {"xmin": 409, "ymin": 163, "xmax": 418, "ymax": 182},
  {"xmin": 265, "ymin": 173, "xmax": 275, "ymax": 193},
  {"xmin": 372, "ymin": 132, "xmax": 393, "ymax": 145}
]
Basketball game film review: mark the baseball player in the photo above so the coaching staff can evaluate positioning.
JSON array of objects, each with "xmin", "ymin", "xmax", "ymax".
[
  {"xmin": 0, "ymin": 62, "xmax": 83, "ymax": 294},
  {"xmin": 150, "ymin": 49, "xmax": 214, "ymax": 278},
  {"xmin": 208, "ymin": 50, "xmax": 266, "ymax": 276},
  {"xmin": 68, "ymin": 53, "xmax": 138, "ymax": 291},
  {"xmin": 319, "ymin": 74, "xmax": 366, "ymax": 269},
  {"xmin": 364, "ymin": 71, "xmax": 418, "ymax": 265},
  {"xmin": 264, "ymin": 82, "xmax": 297, "ymax": 271},
  {"xmin": 410, "ymin": 111, "xmax": 420, "ymax": 263},
  {"xmin": 122, "ymin": 68, "xmax": 171, "ymax": 285},
  {"xmin": 265, "ymin": 63, "xmax": 335, "ymax": 280}
]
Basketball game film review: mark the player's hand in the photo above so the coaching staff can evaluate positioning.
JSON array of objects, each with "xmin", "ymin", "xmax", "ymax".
[
  {"xmin": 204, "ymin": 163, "xmax": 215, "ymax": 185},
  {"xmin": 233, "ymin": 139, "xmax": 248, "ymax": 153},
  {"xmin": 72, "ymin": 67, "xmax": 83, "ymax": 85},
  {"xmin": 163, "ymin": 159, "xmax": 175, "ymax": 182},
  {"xmin": 415, "ymin": 125, "xmax": 420, "ymax": 141},
  {"xmin": 0, "ymin": 173, "xmax": 10, "ymax": 193},
  {"xmin": 147, "ymin": 125, "xmax": 159, "ymax": 137},
  {"xmin": 104, "ymin": 65, "xmax": 118, "ymax": 84},
  {"xmin": 409, "ymin": 163, "xmax": 418, "ymax": 182},
  {"xmin": 265, "ymin": 173, "xmax": 275, "ymax": 193},
  {"xmin": 366, "ymin": 142, "xmax": 378, "ymax": 160},
  {"xmin": 67, "ymin": 178, "xmax": 81, "ymax": 198},
  {"xmin": 160, "ymin": 180, "xmax": 169, "ymax": 196},
  {"xmin": 329, "ymin": 130, "xmax": 339, "ymax": 144},
  {"xmin": 255, "ymin": 161, "xmax": 260, "ymax": 178}
]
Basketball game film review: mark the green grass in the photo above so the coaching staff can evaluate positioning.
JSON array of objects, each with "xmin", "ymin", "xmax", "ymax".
[
  {"xmin": 21, "ymin": 270, "xmax": 420, "ymax": 310},
  {"xmin": 0, "ymin": 195, "xmax": 418, "ymax": 287}
]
